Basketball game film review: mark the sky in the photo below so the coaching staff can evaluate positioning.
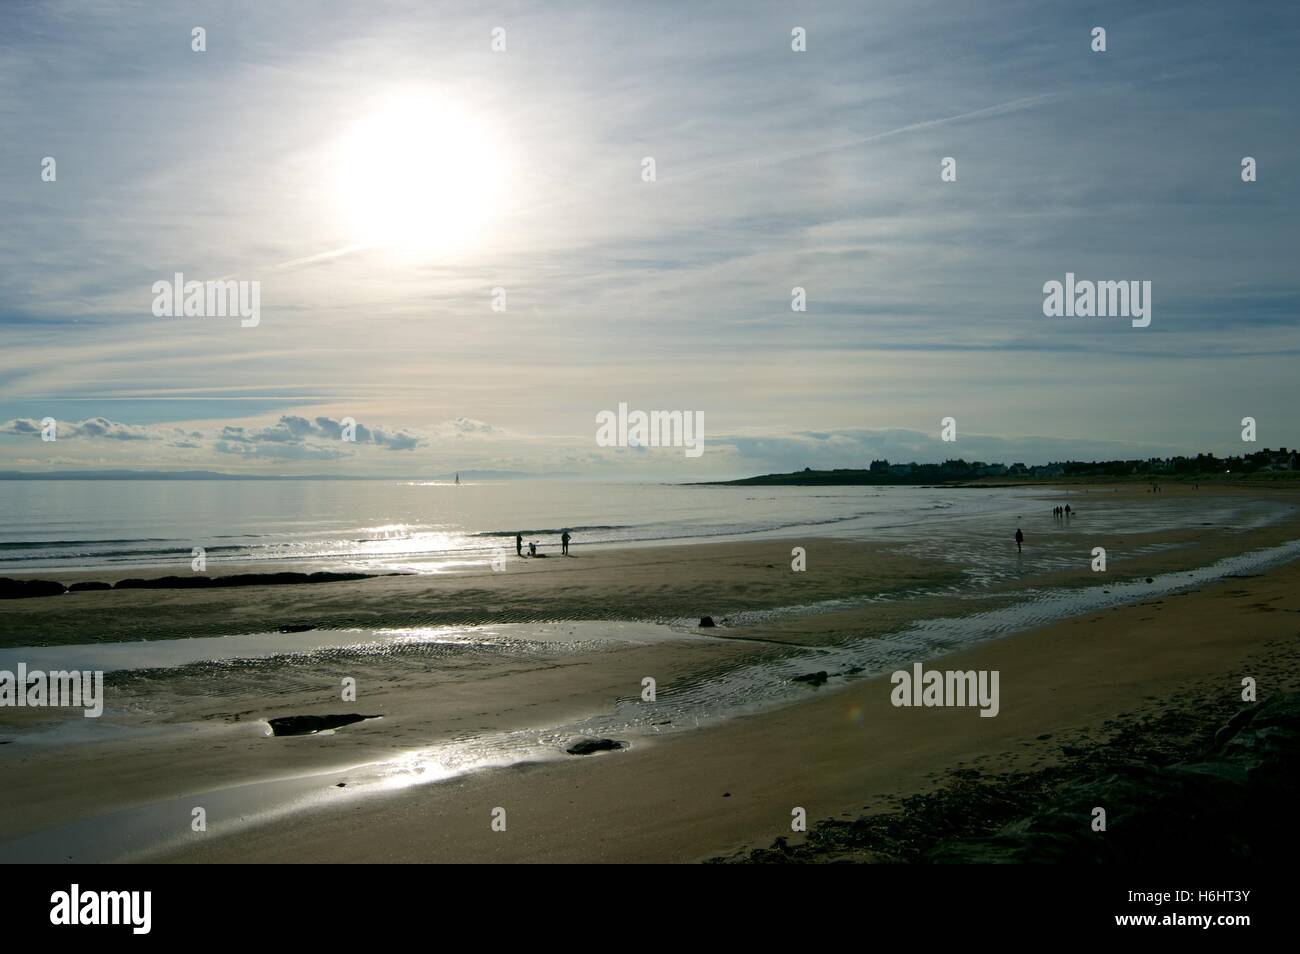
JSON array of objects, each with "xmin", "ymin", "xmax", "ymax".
[{"xmin": 1, "ymin": 0, "xmax": 1297, "ymax": 479}]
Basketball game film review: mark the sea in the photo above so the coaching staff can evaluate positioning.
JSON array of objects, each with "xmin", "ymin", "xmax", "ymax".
[{"xmin": 0, "ymin": 478, "xmax": 1287, "ymax": 577}]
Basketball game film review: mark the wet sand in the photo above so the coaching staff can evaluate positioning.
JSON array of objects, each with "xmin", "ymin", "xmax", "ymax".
[
  {"xmin": 149, "ymin": 553, "xmax": 1300, "ymax": 863},
  {"xmin": 2, "ymin": 483, "xmax": 1299, "ymax": 862}
]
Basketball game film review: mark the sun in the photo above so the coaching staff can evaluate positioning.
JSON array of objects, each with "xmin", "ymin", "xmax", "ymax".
[{"xmin": 331, "ymin": 92, "xmax": 510, "ymax": 258}]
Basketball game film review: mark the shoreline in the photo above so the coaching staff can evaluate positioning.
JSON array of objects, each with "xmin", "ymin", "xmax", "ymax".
[
  {"xmin": 3, "ymin": 483, "xmax": 1300, "ymax": 862},
  {"xmin": 5, "ymin": 481, "xmax": 1300, "ymax": 649}
]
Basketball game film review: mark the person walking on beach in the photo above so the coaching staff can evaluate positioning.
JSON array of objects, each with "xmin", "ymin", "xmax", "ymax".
[
  {"xmin": 528, "ymin": 541, "xmax": 537, "ymax": 557},
  {"xmin": 561, "ymin": 530, "xmax": 571, "ymax": 555},
  {"xmin": 1064, "ymin": 504, "xmax": 1071, "ymax": 517},
  {"xmin": 515, "ymin": 534, "xmax": 523, "ymax": 557},
  {"xmin": 1015, "ymin": 527, "xmax": 1024, "ymax": 553}
]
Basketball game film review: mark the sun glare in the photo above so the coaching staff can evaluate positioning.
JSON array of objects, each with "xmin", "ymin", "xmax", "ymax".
[{"xmin": 332, "ymin": 93, "xmax": 510, "ymax": 258}]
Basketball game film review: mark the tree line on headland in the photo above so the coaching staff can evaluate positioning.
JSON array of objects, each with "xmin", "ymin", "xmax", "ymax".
[{"xmin": 714, "ymin": 448, "xmax": 1300, "ymax": 486}]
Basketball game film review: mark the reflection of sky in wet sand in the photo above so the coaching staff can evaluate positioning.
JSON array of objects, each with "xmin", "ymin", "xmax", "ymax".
[
  {"xmin": 0, "ymin": 620, "xmax": 701, "ymax": 677},
  {"xmin": 4, "ymin": 536, "xmax": 1298, "ymax": 862}
]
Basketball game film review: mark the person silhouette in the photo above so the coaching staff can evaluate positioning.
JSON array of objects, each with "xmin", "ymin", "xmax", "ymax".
[
  {"xmin": 1015, "ymin": 527, "xmax": 1024, "ymax": 553},
  {"xmin": 528, "ymin": 541, "xmax": 537, "ymax": 557},
  {"xmin": 515, "ymin": 534, "xmax": 523, "ymax": 557},
  {"xmin": 561, "ymin": 530, "xmax": 571, "ymax": 555}
]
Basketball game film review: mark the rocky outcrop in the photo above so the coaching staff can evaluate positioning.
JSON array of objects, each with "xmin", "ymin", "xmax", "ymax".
[
  {"xmin": 266, "ymin": 714, "xmax": 379, "ymax": 737},
  {"xmin": 0, "ymin": 578, "xmax": 67, "ymax": 599},
  {"xmin": 116, "ymin": 571, "xmax": 372, "ymax": 590},
  {"xmin": 565, "ymin": 738, "xmax": 626, "ymax": 755},
  {"xmin": 792, "ymin": 671, "xmax": 829, "ymax": 687},
  {"xmin": 0, "ymin": 571, "xmax": 382, "ymax": 599}
]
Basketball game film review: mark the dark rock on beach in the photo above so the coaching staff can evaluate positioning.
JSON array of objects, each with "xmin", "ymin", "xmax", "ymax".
[
  {"xmin": 267, "ymin": 714, "xmax": 379, "ymax": 737},
  {"xmin": 115, "ymin": 575, "xmax": 212, "ymax": 589},
  {"xmin": 0, "ymin": 578, "xmax": 67, "ymax": 599},
  {"xmin": 68, "ymin": 581, "xmax": 112, "ymax": 592},
  {"xmin": 565, "ymin": 738, "xmax": 626, "ymax": 755},
  {"xmin": 793, "ymin": 671, "xmax": 829, "ymax": 687},
  {"xmin": 116, "ymin": 571, "xmax": 373, "ymax": 590},
  {"xmin": 277, "ymin": 623, "xmax": 316, "ymax": 633},
  {"xmin": 698, "ymin": 615, "xmax": 716, "ymax": 627}
]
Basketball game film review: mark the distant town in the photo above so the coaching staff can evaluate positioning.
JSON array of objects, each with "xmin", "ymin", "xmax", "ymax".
[{"xmin": 718, "ymin": 448, "xmax": 1300, "ymax": 486}]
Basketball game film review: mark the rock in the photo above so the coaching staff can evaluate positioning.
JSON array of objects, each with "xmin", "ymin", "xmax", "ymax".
[
  {"xmin": 1145, "ymin": 577, "xmax": 1154, "ymax": 583},
  {"xmin": 113, "ymin": 571, "xmax": 372, "ymax": 591},
  {"xmin": 266, "ymin": 714, "xmax": 378, "ymax": 737},
  {"xmin": 793, "ymin": 671, "xmax": 829, "ymax": 687},
  {"xmin": 0, "ymin": 578, "xmax": 68, "ymax": 599},
  {"xmin": 68, "ymin": 581, "xmax": 112, "ymax": 592},
  {"xmin": 277, "ymin": 624, "xmax": 315, "ymax": 633},
  {"xmin": 565, "ymin": 738, "xmax": 626, "ymax": 755},
  {"xmin": 115, "ymin": 575, "xmax": 211, "ymax": 589},
  {"xmin": 1210, "ymin": 693, "xmax": 1300, "ymax": 763},
  {"xmin": 699, "ymin": 615, "xmax": 716, "ymax": 627},
  {"xmin": 217, "ymin": 571, "xmax": 370, "ymax": 587}
]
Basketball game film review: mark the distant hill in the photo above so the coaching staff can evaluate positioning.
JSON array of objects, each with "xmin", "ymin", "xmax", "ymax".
[
  {"xmin": 708, "ymin": 449, "xmax": 1300, "ymax": 486},
  {"xmin": 712, "ymin": 468, "xmax": 930, "ymax": 486}
]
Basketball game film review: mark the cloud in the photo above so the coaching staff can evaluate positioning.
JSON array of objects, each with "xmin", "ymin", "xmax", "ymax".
[
  {"xmin": 1, "ymin": 0, "xmax": 1297, "ymax": 475},
  {"xmin": 1, "ymin": 417, "xmax": 192, "ymax": 444},
  {"xmin": 2, "ymin": 414, "xmax": 425, "ymax": 456},
  {"xmin": 444, "ymin": 417, "xmax": 502, "ymax": 435}
]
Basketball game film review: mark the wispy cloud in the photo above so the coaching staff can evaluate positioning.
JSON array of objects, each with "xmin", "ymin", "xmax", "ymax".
[{"xmin": 1, "ymin": 0, "xmax": 1297, "ymax": 476}]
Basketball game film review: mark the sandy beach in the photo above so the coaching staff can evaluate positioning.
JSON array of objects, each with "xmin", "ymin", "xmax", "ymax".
[
  {"xmin": 2, "ymin": 483, "xmax": 1299, "ymax": 863},
  {"xmin": 154, "ymin": 554, "xmax": 1300, "ymax": 864}
]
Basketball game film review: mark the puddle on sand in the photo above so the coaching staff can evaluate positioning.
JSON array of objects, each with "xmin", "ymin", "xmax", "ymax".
[{"xmin": 0, "ymin": 619, "xmax": 703, "ymax": 675}]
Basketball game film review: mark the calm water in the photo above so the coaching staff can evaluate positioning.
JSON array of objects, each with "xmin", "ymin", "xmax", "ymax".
[
  {"xmin": 0, "ymin": 479, "xmax": 1290, "ymax": 576},
  {"xmin": 0, "ymin": 479, "xmax": 1007, "ymax": 573}
]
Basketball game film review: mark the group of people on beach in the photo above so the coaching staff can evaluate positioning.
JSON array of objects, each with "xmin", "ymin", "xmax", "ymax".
[
  {"xmin": 514, "ymin": 531, "xmax": 571, "ymax": 558},
  {"xmin": 1016, "ymin": 503, "xmax": 1078, "ymax": 553}
]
